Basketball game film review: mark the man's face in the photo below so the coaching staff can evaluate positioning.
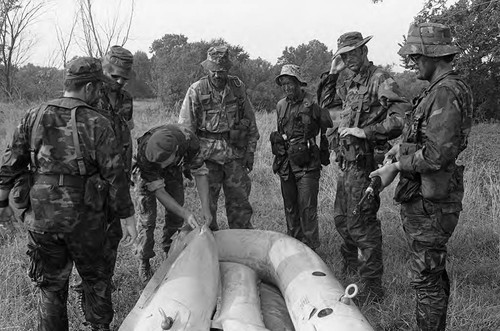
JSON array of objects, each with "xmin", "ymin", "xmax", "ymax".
[
  {"xmin": 409, "ymin": 54, "xmax": 436, "ymax": 81},
  {"xmin": 104, "ymin": 69, "xmax": 129, "ymax": 91},
  {"xmin": 209, "ymin": 70, "xmax": 228, "ymax": 90},
  {"xmin": 340, "ymin": 47, "xmax": 364, "ymax": 73},
  {"xmin": 279, "ymin": 76, "xmax": 301, "ymax": 100}
]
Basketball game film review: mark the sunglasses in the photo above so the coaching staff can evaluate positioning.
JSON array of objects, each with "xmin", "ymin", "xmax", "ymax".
[{"xmin": 408, "ymin": 54, "xmax": 422, "ymax": 64}]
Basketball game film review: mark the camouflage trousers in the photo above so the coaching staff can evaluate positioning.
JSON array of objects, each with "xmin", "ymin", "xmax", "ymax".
[
  {"xmin": 135, "ymin": 167, "xmax": 184, "ymax": 259},
  {"xmin": 27, "ymin": 223, "xmax": 112, "ymax": 330},
  {"xmin": 333, "ymin": 164, "xmax": 383, "ymax": 288},
  {"xmin": 280, "ymin": 169, "xmax": 320, "ymax": 249},
  {"xmin": 104, "ymin": 217, "xmax": 123, "ymax": 277},
  {"xmin": 401, "ymin": 198, "xmax": 459, "ymax": 331},
  {"xmin": 206, "ymin": 159, "xmax": 253, "ymax": 230}
]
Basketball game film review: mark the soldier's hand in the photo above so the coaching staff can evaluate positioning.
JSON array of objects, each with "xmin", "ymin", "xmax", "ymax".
[
  {"xmin": 120, "ymin": 215, "xmax": 138, "ymax": 247},
  {"xmin": 202, "ymin": 209, "xmax": 213, "ymax": 227},
  {"xmin": 339, "ymin": 127, "xmax": 366, "ymax": 139},
  {"xmin": 184, "ymin": 212, "xmax": 199, "ymax": 230},
  {"xmin": 384, "ymin": 144, "xmax": 400, "ymax": 165},
  {"xmin": 330, "ymin": 56, "xmax": 347, "ymax": 74},
  {"xmin": 244, "ymin": 152, "xmax": 255, "ymax": 172},
  {"xmin": 369, "ymin": 162, "xmax": 400, "ymax": 190}
]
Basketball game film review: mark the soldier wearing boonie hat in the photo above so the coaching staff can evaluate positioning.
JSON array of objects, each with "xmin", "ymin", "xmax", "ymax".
[
  {"xmin": 134, "ymin": 124, "xmax": 210, "ymax": 282},
  {"xmin": 370, "ymin": 22, "xmax": 473, "ymax": 331},
  {"xmin": 327, "ymin": 30, "xmax": 410, "ymax": 306},
  {"xmin": 0, "ymin": 55, "xmax": 136, "ymax": 331},
  {"xmin": 178, "ymin": 44, "xmax": 260, "ymax": 231},
  {"xmin": 271, "ymin": 64, "xmax": 332, "ymax": 250}
]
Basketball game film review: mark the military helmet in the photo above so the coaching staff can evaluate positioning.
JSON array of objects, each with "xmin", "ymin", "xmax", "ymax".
[
  {"xmin": 275, "ymin": 64, "xmax": 307, "ymax": 87},
  {"xmin": 398, "ymin": 22, "xmax": 460, "ymax": 57}
]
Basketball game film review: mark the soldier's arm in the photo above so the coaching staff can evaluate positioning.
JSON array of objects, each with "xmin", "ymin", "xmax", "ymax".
[
  {"xmin": 178, "ymin": 86, "xmax": 198, "ymax": 134},
  {"xmin": 399, "ymin": 87, "xmax": 463, "ymax": 174},
  {"xmin": 363, "ymin": 75, "xmax": 410, "ymax": 141},
  {"xmin": 95, "ymin": 120, "xmax": 135, "ymax": 219},
  {"xmin": 243, "ymin": 92, "xmax": 260, "ymax": 153}
]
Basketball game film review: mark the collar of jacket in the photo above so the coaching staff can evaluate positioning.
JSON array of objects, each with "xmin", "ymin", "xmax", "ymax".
[
  {"xmin": 286, "ymin": 89, "xmax": 310, "ymax": 105},
  {"xmin": 49, "ymin": 97, "xmax": 93, "ymax": 109},
  {"xmin": 425, "ymin": 70, "xmax": 457, "ymax": 93}
]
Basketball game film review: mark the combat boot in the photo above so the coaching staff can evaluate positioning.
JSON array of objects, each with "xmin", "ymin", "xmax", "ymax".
[{"xmin": 138, "ymin": 259, "xmax": 153, "ymax": 283}]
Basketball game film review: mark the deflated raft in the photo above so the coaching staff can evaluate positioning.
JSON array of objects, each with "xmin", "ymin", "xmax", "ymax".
[
  {"xmin": 118, "ymin": 226, "xmax": 219, "ymax": 331},
  {"xmin": 214, "ymin": 229, "xmax": 374, "ymax": 331}
]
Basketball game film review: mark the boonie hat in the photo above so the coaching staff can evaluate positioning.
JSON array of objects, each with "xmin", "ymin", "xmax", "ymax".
[
  {"xmin": 332, "ymin": 31, "xmax": 373, "ymax": 58},
  {"xmin": 102, "ymin": 45, "xmax": 135, "ymax": 79},
  {"xmin": 398, "ymin": 22, "xmax": 460, "ymax": 57},
  {"xmin": 145, "ymin": 128, "xmax": 179, "ymax": 163},
  {"xmin": 201, "ymin": 45, "xmax": 233, "ymax": 71},
  {"xmin": 275, "ymin": 64, "xmax": 307, "ymax": 86},
  {"xmin": 65, "ymin": 57, "xmax": 106, "ymax": 83}
]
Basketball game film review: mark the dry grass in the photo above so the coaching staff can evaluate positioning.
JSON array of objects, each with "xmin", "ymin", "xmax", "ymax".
[{"xmin": 0, "ymin": 100, "xmax": 499, "ymax": 330}]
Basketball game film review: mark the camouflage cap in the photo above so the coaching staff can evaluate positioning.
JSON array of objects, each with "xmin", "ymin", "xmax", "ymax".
[
  {"xmin": 65, "ymin": 56, "xmax": 106, "ymax": 83},
  {"xmin": 275, "ymin": 64, "xmax": 307, "ymax": 86},
  {"xmin": 201, "ymin": 45, "xmax": 233, "ymax": 71},
  {"xmin": 102, "ymin": 45, "xmax": 135, "ymax": 79},
  {"xmin": 145, "ymin": 127, "xmax": 179, "ymax": 164},
  {"xmin": 398, "ymin": 22, "xmax": 460, "ymax": 57},
  {"xmin": 332, "ymin": 31, "xmax": 373, "ymax": 58}
]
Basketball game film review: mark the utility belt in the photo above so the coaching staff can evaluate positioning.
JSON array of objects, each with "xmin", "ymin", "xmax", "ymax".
[
  {"xmin": 198, "ymin": 130, "xmax": 230, "ymax": 140},
  {"xmin": 270, "ymin": 131, "xmax": 318, "ymax": 168},
  {"xmin": 34, "ymin": 173, "xmax": 86, "ymax": 188}
]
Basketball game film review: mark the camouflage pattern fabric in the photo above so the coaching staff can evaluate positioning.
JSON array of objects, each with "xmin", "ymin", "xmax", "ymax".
[
  {"xmin": 397, "ymin": 71, "xmax": 473, "ymax": 331},
  {"xmin": 333, "ymin": 62, "xmax": 408, "ymax": 295},
  {"xmin": 134, "ymin": 124, "xmax": 205, "ymax": 258},
  {"xmin": 135, "ymin": 167, "xmax": 184, "ymax": 259},
  {"xmin": 273, "ymin": 91, "xmax": 332, "ymax": 248},
  {"xmin": 178, "ymin": 75, "xmax": 260, "ymax": 164},
  {"xmin": 280, "ymin": 169, "xmax": 320, "ymax": 249},
  {"xmin": 206, "ymin": 159, "xmax": 253, "ymax": 230},
  {"xmin": 0, "ymin": 97, "xmax": 133, "ymax": 330}
]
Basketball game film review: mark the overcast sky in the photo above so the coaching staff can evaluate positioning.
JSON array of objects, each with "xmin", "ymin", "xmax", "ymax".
[{"xmin": 29, "ymin": 0, "xmax": 434, "ymax": 70}]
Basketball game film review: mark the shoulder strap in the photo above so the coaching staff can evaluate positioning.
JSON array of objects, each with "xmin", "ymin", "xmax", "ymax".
[
  {"xmin": 30, "ymin": 105, "xmax": 50, "ymax": 169},
  {"xmin": 70, "ymin": 107, "xmax": 87, "ymax": 176}
]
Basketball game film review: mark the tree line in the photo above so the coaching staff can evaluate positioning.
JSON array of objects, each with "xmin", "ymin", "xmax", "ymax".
[{"xmin": 1, "ymin": 0, "xmax": 499, "ymax": 121}]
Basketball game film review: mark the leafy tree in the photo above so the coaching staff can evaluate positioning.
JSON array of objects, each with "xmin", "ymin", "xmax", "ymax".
[
  {"xmin": 14, "ymin": 63, "xmax": 63, "ymax": 101},
  {"xmin": 409, "ymin": 0, "xmax": 500, "ymax": 121},
  {"xmin": 126, "ymin": 51, "xmax": 154, "ymax": 98}
]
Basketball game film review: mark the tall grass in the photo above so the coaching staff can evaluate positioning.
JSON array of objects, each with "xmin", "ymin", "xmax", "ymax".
[{"xmin": 0, "ymin": 101, "xmax": 499, "ymax": 330}]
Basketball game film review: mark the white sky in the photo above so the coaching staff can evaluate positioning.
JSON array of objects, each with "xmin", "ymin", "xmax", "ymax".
[{"xmin": 29, "ymin": 0, "xmax": 432, "ymax": 70}]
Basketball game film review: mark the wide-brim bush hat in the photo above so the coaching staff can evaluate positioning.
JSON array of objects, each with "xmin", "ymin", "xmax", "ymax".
[
  {"xmin": 275, "ymin": 64, "xmax": 307, "ymax": 86},
  {"xmin": 201, "ymin": 45, "xmax": 233, "ymax": 71},
  {"xmin": 332, "ymin": 31, "xmax": 373, "ymax": 58},
  {"xmin": 398, "ymin": 22, "xmax": 460, "ymax": 57},
  {"xmin": 102, "ymin": 45, "xmax": 135, "ymax": 80}
]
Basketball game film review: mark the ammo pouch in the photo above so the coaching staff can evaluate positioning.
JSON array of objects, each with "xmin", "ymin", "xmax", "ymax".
[
  {"xmin": 11, "ymin": 172, "xmax": 33, "ymax": 209},
  {"xmin": 420, "ymin": 166, "xmax": 456, "ymax": 201},
  {"xmin": 288, "ymin": 138, "xmax": 311, "ymax": 167},
  {"xmin": 84, "ymin": 173, "xmax": 109, "ymax": 211},
  {"xmin": 229, "ymin": 119, "xmax": 250, "ymax": 149},
  {"xmin": 27, "ymin": 241, "xmax": 46, "ymax": 286},
  {"xmin": 339, "ymin": 135, "xmax": 366, "ymax": 162},
  {"xmin": 394, "ymin": 175, "xmax": 421, "ymax": 203},
  {"xmin": 270, "ymin": 131, "xmax": 286, "ymax": 156}
]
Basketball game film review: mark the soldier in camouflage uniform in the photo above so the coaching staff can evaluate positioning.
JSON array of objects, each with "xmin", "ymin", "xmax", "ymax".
[
  {"xmin": 0, "ymin": 57, "xmax": 136, "ymax": 331},
  {"xmin": 271, "ymin": 64, "xmax": 332, "ymax": 249},
  {"xmin": 329, "ymin": 32, "xmax": 410, "ymax": 303},
  {"xmin": 134, "ymin": 124, "xmax": 211, "ymax": 281},
  {"xmin": 72, "ymin": 46, "xmax": 135, "ymax": 305},
  {"xmin": 371, "ymin": 23, "xmax": 473, "ymax": 331},
  {"xmin": 179, "ymin": 45, "xmax": 260, "ymax": 230}
]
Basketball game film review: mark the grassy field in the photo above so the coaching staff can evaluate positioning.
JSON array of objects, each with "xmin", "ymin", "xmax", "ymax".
[{"xmin": 0, "ymin": 99, "xmax": 499, "ymax": 330}]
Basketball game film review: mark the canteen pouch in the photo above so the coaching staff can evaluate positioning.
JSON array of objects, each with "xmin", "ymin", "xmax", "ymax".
[
  {"xmin": 84, "ymin": 173, "xmax": 108, "ymax": 211},
  {"xmin": 421, "ymin": 167, "xmax": 454, "ymax": 201},
  {"xmin": 229, "ymin": 119, "xmax": 250, "ymax": 148},
  {"xmin": 288, "ymin": 139, "xmax": 310, "ymax": 167},
  {"xmin": 11, "ymin": 172, "xmax": 32, "ymax": 209}
]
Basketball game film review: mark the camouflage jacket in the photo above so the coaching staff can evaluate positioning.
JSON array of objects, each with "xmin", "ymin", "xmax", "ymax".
[
  {"xmin": 337, "ymin": 62, "xmax": 409, "ymax": 147},
  {"xmin": 274, "ymin": 91, "xmax": 333, "ymax": 178},
  {"xmin": 0, "ymin": 97, "xmax": 134, "ymax": 232},
  {"xmin": 178, "ymin": 75, "xmax": 260, "ymax": 164},
  {"xmin": 136, "ymin": 124, "xmax": 208, "ymax": 190},
  {"xmin": 95, "ymin": 86, "xmax": 134, "ymax": 175},
  {"xmin": 398, "ymin": 71, "xmax": 473, "ymax": 206}
]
